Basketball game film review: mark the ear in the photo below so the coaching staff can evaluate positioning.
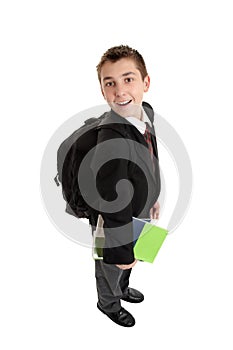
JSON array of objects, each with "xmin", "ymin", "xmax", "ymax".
[{"xmin": 143, "ymin": 75, "xmax": 150, "ymax": 92}]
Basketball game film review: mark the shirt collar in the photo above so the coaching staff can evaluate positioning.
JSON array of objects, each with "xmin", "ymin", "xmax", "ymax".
[
  {"xmin": 125, "ymin": 116, "xmax": 146, "ymax": 134},
  {"xmin": 124, "ymin": 108, "xmax": 152, "ymax": 134},
  {"xmin": 141, "ymin": 109, "xmax": 152, "ymax": 127}
]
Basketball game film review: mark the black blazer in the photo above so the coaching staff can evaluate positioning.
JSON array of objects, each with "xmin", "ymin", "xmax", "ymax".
[{"xmin": 90, "ymin": 102, "xmax": 161, "ymax": 264}]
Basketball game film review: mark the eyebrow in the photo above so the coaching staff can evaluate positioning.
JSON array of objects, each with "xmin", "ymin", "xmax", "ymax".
[{"xmin": 103, "ymin": 71, "xmax": 136, "ymax": 81}]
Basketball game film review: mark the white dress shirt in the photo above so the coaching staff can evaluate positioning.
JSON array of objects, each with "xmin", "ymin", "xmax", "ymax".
[{"xmin": 125, "ymin": 110, "xmax": 152, "ymax": 135}]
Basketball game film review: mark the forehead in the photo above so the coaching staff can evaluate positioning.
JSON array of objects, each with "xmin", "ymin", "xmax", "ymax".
[{"xmin": 100, "ymin": 58, "xmax": 140, "ymax": 80}]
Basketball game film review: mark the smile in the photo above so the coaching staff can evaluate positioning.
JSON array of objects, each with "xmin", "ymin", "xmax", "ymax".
[{"xmin": 115, "ymin": 100, "xmax": 132, "ymax": 106}]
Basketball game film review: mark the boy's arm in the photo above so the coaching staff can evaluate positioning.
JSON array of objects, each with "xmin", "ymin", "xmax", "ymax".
[{"xmin": 90, "ymin": 127, "xmax": 135, "ymax": 265}]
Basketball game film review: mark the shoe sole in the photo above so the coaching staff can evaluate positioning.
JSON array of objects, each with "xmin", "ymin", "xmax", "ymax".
[{"xmin": 121, "ymin": 296, "xmax": 144, "ymax": 303}]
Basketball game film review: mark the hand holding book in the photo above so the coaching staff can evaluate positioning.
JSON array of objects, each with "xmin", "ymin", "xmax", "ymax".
[
  {"xmin": 133, "ymin": 217, "xmax": 167, "ymax": 263},
  {"xmin": 93, "ymin": 215, "xmax": 168, "ymax": 264}
]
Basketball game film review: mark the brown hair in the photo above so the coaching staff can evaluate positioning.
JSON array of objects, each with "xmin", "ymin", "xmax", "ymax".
[{"xmin": 96, "ymin": 45, "xmax": 148, "ymax": 83}]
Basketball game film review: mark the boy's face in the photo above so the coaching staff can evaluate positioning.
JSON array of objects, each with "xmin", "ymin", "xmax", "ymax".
[{"xmin": 100, "ymin": 58, "xmax": 150, "ymax": 118}]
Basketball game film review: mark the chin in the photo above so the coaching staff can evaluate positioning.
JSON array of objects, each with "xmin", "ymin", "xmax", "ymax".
[{"xmin": 112, "ymin": 103, "xmax": 142, "ymax": 119}]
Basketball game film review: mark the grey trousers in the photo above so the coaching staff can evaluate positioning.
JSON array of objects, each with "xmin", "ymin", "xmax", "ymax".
[{"xmin": 95, "ymin": 260, "xmax": 132, "ymax": 313}]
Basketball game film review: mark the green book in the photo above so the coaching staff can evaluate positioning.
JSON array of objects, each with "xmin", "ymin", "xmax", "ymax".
[
  {"xmin": 133, "ymin": 218, "xmax": 168, "ymax": 263},
  {"xmin": 92, "ymin": 216, "xmax": 168, "ymax": 263}
]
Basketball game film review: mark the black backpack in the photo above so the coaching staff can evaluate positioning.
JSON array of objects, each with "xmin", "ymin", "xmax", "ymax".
[
  {"xmin": 54, "ymin": 112, "xmax": 109, "ymax": 225},
  {"xmin": 54, "ymin": 102, "xmax": 154, "ymax": 226}
]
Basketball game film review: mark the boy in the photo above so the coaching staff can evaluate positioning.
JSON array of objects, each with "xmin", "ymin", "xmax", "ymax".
[{"xmin": 91, "ymin": 45, "xmax": 160, "ymax": 327}]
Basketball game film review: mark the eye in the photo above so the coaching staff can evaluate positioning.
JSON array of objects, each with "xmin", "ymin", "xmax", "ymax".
[
  {"xmin": 125, "ymin": 77, "xmax": 134, "ymax": 83},
  {"xmin": 105, "ymin": 81, "xmax": 115, "ymax": 87}
]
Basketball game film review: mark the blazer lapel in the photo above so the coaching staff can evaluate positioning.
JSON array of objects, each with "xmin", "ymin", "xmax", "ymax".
[{"xmin": 127, "ymin": 125, "xmax": 157, "ymax": 186}]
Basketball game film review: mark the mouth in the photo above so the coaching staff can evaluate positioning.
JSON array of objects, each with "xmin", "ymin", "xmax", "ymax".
[{"xmin": 115, "ymin": 100, "xmax": 132, "ymax": 106}]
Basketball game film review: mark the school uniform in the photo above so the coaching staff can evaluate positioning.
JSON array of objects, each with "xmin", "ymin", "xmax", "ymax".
[{"xmin": 90, "ymin": 102, "xmax": 160, "ymax": 313}]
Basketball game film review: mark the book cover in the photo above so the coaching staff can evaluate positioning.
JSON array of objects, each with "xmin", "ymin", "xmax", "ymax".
[{"xmin": 133, "ymin": 218, "xmax": 168, "ymax": 263}]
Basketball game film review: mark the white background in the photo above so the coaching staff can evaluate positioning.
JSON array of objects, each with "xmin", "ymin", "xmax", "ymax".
[{"xmin": 1, "ymin": 0, "xmax": 233, "ymax": 349}]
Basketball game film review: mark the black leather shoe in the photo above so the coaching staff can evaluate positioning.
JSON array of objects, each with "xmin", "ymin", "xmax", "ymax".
[
  {"xmin": 121, "ymin": 288, "xmax": 144, "ymax": 303},
  {"xmin": 97, "ymin": 304, "xmax": 135, "ymax": 327}
]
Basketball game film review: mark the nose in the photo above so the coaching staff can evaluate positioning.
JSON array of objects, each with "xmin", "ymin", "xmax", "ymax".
[{"xmin": 114, "ymin": 83, "xmax": 126, "ymax": 97}]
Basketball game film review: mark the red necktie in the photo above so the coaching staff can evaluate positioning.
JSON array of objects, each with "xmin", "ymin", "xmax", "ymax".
[
  {"xmin": 144, "ymin": 123, "xmax": 154, "ymax": 159},
  {"xmin": 144, "ymin": 122, "xmax": 155, "ymax": 171}
]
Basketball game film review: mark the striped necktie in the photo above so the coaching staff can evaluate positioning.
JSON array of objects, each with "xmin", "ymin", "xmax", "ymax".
[
  {"xmin": 144, "ymin": 122, "xmax": 155, "ymax": 171},
  {"xmin": 144, "ymin": 122, "xmax": 154, "ymax": 159}
]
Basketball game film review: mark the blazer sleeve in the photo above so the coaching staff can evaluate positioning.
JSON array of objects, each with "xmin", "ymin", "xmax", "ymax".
[{"xmin": 90, "ymin": 127, "xmax": 135, "ymax": 265}]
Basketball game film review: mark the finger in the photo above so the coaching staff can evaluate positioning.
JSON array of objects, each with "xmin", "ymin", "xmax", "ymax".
[
  {"xmin": 150, "ymin": 208, "xmax": 153, "ymax": 219},
  {"xmin": 150, "ymin": 208, "xmax": 154, "ymax": 219}
]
